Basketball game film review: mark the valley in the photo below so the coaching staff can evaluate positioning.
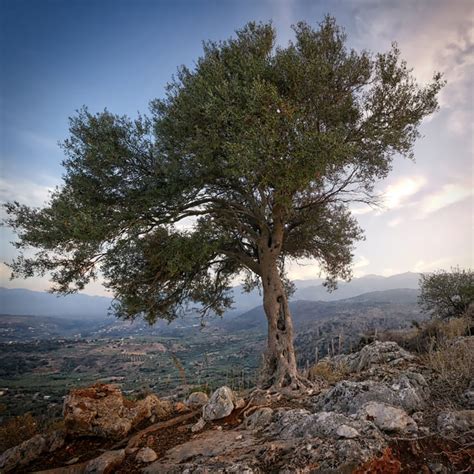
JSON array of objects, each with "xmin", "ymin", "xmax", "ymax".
[{"xmin": 0, "ymin": 282, "xmax": 426, "ymax": 423}]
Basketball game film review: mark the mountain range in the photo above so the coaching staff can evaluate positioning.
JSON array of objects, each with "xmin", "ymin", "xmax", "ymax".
[{"xmin": 0, "ymin": 272, "xmax": 420, "ymax": 319}]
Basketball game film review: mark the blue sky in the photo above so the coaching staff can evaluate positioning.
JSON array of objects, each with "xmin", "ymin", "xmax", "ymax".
[{"xmin": 1, "ymin": 0, "xmax": 473, "ymax": 295}]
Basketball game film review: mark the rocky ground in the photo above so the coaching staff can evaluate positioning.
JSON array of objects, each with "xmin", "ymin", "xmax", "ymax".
[{"xmin": 1, "ymin": 339, "xmax": 473, "ymax": 473}]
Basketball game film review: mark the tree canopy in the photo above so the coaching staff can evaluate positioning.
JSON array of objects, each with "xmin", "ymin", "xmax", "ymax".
[
  {"xmin": 4, "ymin": 17, "xmax": 443, "ymax": 387},
  {"xmin": 419, "ymin": 268, "xmax": 474, "ymax": 320}
]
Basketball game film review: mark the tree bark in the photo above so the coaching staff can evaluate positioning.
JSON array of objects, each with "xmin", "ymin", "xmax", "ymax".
[{"xmin": 259, "ymin": 252, "xmax": 307, "ymax": 390}]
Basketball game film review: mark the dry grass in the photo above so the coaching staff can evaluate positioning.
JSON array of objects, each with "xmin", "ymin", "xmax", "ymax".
[
  {"xmin": 0, "ymin": 412, "xmax": 38, "ymax": 453},
  {"xmin": 307, "ymin": 360, "xmax": 348, "ymax": 384},
  {"xmin": 422, "ymin": 336, "xmax": 473, "ymax": 406},
  {"xmin": 382, "ymin": 316, "xmax": 472, "ymax": 354}
]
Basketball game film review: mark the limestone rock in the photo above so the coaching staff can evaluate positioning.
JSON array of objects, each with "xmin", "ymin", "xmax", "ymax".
[
  {"xmin": 336, "ymin": 424, "xmax": 360, "ymax": 439},
  {"xmin": 202, "ymin": 386, "xmax": 235, "ymax": 421},
  {"xmin": 244, "ymin": 407, "xmax": 273, "ymax": 431},
  {"xmin": 84, "ymin": 449, "xmax": 125, "ymax": 473},
  {"xmin": 314, "ymin": 372, "xmax": 429, "ymax": 414},
  {"xmin": 191, "ymin": 417, "xmax": 206, "ymax": 433},
  {"xmin": 358, "ymin": 402, "xmax": 417, "ymax": 433},
  {"xmin": 143, "ymin": 420, "xmax": 383, "ymax": 474},
  {"xmin": 234, "ymin": 397, "xmax": 246, "ymax": 409},
  {"xmin": 0, "ymin": 430, "xmax": 65, "ymax": 473},
  {"xmin": 136, "ymin": 447, "xmax": 158, "ymax": 463},
  {"xmin": 185, "ymin": 391, "xmax": 209, "ymax": 409},
  {"xmin": 63, "ymin": 384, "xmax": 172, "ymax": 438},
  {"xmin": 437, "ymin": 410, "xmax": 474, "ymax": 435},
  {"xmin": 336, "ymin": 341, "xmax": 415, "ymax": 373},
  {"xmin": 268, "ymin": 409, "xmax": 380, "ymax": 441},
  {"xmin": 143, "ymin": 430, "xmax": 257, "ymax": 472}
]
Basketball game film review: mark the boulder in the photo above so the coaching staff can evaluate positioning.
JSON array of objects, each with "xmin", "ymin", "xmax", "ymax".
[
  {"xmin": 313, "ymin": 372, "xmax": 429, "ymax": 414},
  {"xmin": 267, "ymin": 409, "xmax": 380, "ymax": 441},
  {"xmin": 336, "ymin": 341, "xmax": 415, "ymax": 373},
  {"xmin": 0, "ymin": 430, "xmax": 65, "ymax": 473},
  {"xmin": 358, "ymin": 402, "xmax": 417, "ymax": 433},
  {"xmin": 202, "ymin": 386, "xmax": 235, "ymax": 421},
  {"xmin": 136, "ymin": 447, "xmax": 158, "ymax": 463},
  {"xmin": 185, "ymin": 391, "xmax": 209, "ymax": 410},
  {"xmin": 63, "ymin": 383, "xmax": 172, "ymax": 439}
]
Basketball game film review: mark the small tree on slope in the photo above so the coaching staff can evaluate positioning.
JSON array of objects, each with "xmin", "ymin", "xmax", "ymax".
[
  {"xmin": 419, "ymin": 268, "xmax": 474, "ymax": 320},
  {"xmin": 4, "ymin": 18, "xmax": 443, "ymax": 389}
]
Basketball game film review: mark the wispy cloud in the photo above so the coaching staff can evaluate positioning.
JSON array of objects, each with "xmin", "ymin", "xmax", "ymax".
[
  {"xmin": 413, "ymin": 258, "xmax": 453, "ymax": 273},
  {"xmin": 419, "ymin": 183, "xmax": 473, "ymax": 216},
  {"xmin": 382, "ymin": 176, "xmax": 426, "ymax": 211},
  {"xmin": 351, "ymin": 206, "xmax": 374, "ymax": 216},
  {"xmin": 351, "ymin": 176, "xmax": 426, "ymax": 217},
  {"xmin": 0, "ymin": 177, "xmax": 57, "ymax": 208}
]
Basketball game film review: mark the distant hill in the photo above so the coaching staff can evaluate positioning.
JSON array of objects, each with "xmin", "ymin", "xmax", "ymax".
[
  {"xmin": 223, "ymin": 287, "xmax": 423, "ymax": 363},
  {"xmin": 0, "ymin": 272, "xmax": 421, "ymax": 320},
  {"xmin": 0, "ymin": 287, "xmax": 111, "ymax": 320},
  {"xmin": 228, "ymin": 272, "xmax": 420, "ymax": 311},
  {"xmin": 0, "ymin": 314, "xmax": 102, "ymax": 341},
  {"xmin": 223, "ymin": 288, "xmax": 421, "ymax": 333},
  {"xmin": 0, "ymin": 288, "xmax": 423, "ymax": 344},
  {"xmin": 293, "ymin": 272, "xmax": 420, "ymax": 301}
]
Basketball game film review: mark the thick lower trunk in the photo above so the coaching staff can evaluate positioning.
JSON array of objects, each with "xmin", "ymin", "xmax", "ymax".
[{"xmin": 259, "ymin": 258, "xmax": 305, "ymax": 390}]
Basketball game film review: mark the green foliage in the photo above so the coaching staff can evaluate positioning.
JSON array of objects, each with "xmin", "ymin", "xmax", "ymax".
[
  {"xmin": 4, "ymin": 17, "xmax": 443, "ymax": 323},
  {"xmin": 419, "ymin": 267, "xmax": 474, "ymax": 320}
]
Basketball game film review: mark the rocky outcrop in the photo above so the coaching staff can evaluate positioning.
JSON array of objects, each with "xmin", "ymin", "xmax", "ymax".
[
  {"xmin": 358, "ymin": 402, "xmax": 417, "ymax": 434},
  {"xmin": 313, "ymin": 371, "xmax": 429, "ymax": 414},
  {"xmin": 244, "ymin": 407, "xmax": 273, "ymax": 431},
  {"xmin": 63, "ymin": 383, "xmax": 172, "ymax": 438},
  {"xmin": 144, "ymin": 421, "xmax": 385, "ymax": 473},
  {"xmin": 267, "ymin": 408, "xmax": 382, "ymax": 441},
  {"xmin": 0, "ymin": 430, "xmax": 65, "ymax": 473},
  {"xmin": 7, "ymin": 338, "xmax": 472, "ymax": 473},
  {"xmin": 202, "ymin": 386, "xmax": 236, "ymax": 421},
  {"xmin": 336, "ymin": 341, "xmax": 415, "ymax": 372}
]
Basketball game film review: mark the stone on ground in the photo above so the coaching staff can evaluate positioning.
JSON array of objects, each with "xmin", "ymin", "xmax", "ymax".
[
  {"xmin": 358, "ymin": 401, "xmax": 418, "ymax": 433},
  {"xmin": 185, "ymin": 391, "xmax": 209, "ymax": 409},
  {"xmin": 202, "ymin": 386, "xmax": 235, "ymax": 421},
  {"xmin": 136, "ymin": 447, "xmax": 158, "ymax": 463}
]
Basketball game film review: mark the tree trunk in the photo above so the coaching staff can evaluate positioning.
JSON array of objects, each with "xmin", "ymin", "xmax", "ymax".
[{"xmin": 259, "ymin": 254, "xmax": 307, "ymax": 390}]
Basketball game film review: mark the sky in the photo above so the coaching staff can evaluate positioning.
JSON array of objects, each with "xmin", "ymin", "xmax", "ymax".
[{"xmin": 0, "ymin": 0, "xmax": 473, "ymax": 296}]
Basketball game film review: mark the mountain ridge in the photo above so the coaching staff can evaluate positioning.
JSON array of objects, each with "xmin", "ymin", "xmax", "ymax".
[{"xmin": 0, "ymin": 272, "xmax": 421, "ymax": 319}]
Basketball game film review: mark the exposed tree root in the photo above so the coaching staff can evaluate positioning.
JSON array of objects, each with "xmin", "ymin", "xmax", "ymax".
[{"xmin": 111, "ymin": 410, "xmax": 200, "ymax": 450}]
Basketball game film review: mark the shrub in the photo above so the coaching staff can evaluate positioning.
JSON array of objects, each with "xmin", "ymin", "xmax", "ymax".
[
  {"xmin": 308, "ymin": 360, "xmax": 348, "ymax": 384},
  {"xmin": 423, "ymin": 336, "xmax": 474, "ymax": 406},
  {"xmin": 0, "ymin": 412, "xmax": 38, "ymax": 452},
  {"xmin": 419, "ymin": 267, "xmax": 474, "ymax": 320},
  {"xmin": 386, "ymin": 315, "xmax": 472, "ymax": 354}
]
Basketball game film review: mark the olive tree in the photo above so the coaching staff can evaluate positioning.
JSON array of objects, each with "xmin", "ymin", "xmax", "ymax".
[{"xmin": 4, "ymin": 18, "xmax": 443, "ymax": 389}]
